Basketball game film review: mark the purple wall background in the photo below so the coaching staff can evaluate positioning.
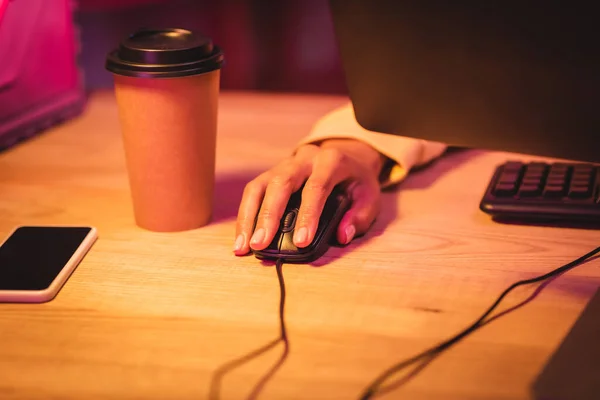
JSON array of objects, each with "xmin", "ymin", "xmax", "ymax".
[{"xmin": 77, "ymin": 0, "xmax": 348, "ymax": 94}]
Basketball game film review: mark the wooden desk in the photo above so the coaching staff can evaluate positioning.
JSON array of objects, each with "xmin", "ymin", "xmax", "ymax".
[{"xmin": 0, "ymin": 91, "xmax": 598, "ymax": 400}]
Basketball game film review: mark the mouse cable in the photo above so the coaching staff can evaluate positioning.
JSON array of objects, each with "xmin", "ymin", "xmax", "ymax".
[
  {"xmin": 359, "ymin": 244, "xmax": 600, "ymax": 400},
  {"xmin": 240, "ymin": 258, "xmax": 290, "ymax": 399},
  {"xmin": 276, "ymin": 258, "xmax": 288, "ymax": 342},
  {"xmin": 207, "ymin": 259, "xmax": 290, "ymax": 400}
]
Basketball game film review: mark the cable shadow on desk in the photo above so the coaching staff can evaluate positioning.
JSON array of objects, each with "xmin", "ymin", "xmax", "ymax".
[
  {"xmin": 360, "ymin": 254, "xmax": 599, "ymax": 399},
  {"xmin": 208, "ymin": 260, "xmax": 289, "ymax": 400},
  {"xmin": 371, "ymin": 274, "xmax": 560, "ymax": 398},
  {"xmin": 208, "ymin": 338, "xmax": 289, "ymax": 400}
]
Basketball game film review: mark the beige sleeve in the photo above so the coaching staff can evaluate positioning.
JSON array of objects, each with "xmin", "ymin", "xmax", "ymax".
[{"xmin": 297, "ymin": 102, "xmax": 448, "ymax": 188}]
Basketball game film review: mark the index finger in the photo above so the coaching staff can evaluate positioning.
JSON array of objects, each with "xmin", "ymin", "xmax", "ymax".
[
  {"xmin": 234, "ymin": 176, "xmax": 267, "ymax": 255},
  {"xmin": 293, "ymin": 149, "xmax": 353, "ymax": 247}
]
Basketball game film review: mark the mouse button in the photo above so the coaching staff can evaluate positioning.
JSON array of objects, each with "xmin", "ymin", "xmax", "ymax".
[
  {"xmin": 288, "ymin": 189, "xmax": 303, "ymax": 207},
  {"xmin": 320, "ymin": 193, "xmax": 345, "ymax": 222},
  {"xmin": 336, "ymin": 192, "xmax": 348, "ymax": 203},
  {"xmin": 281, "ymin": 208, "xmax": 298, "ymax": 233},
  {"xmin": 263, "ymin": 230, "xmax": 281, "ymax": 252},
  {"xmin": 279, "ymin": 231, "xmax": 299, "ymax": 253}
]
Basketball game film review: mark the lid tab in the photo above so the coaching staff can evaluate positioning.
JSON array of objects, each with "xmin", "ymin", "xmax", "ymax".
[{"xmin": 105, "ymin": 28, "xmax": 224, "ymax": 78}]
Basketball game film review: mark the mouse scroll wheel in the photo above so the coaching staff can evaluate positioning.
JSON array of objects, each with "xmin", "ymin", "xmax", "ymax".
[{"xmin": 281, "ymin": 209, "xmax": 298, "ymax": 232}]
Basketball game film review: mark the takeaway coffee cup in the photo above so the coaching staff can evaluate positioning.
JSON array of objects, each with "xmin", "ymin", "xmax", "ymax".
[{"xmin": 106, "ymin": 28, "xmax": 224, "ymax": 232}]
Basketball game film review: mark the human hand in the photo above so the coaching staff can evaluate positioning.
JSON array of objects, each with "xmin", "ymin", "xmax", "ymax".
[{"xmin": 233, "ymin": 139, "xmax": 386, "ymax": 256}]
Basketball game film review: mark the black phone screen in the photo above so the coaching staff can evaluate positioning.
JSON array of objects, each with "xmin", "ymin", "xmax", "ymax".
[{"xmin": 0, "ymin": 226, "xmax": 92, "ymax": 291}]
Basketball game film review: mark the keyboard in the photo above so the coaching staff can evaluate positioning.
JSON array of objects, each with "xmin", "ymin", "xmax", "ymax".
[{"xmin": 480, "ymin": 161, "xmax": 600, "ymax": 222}]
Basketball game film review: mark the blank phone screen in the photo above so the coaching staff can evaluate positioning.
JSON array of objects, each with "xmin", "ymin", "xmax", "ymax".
[{"xmin": 0, "ymin": 226, "xmax": 92, "ymax": 291}]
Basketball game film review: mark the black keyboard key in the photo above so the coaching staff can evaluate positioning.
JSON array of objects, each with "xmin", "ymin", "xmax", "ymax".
[
  {"xmin": 523, "ymin": 173, "xmax": 544, "ymax": 183},
  {"xmin": 524, "ymin": 166, "xmax": 545, "ymax": 176},
  {"xmin": 546, "ymin": 177, "xmax": 567, "ymax": 186},
  {"xmin": 499, "ymin": 172, "xmax": 520, "ymax": 184},
  {"xmin": 525, "ymin": 164, "xmax": 548, "ymax": 177},
  {"xmin": 503, "ymin": 161, "xmax": 524, "ymax": 172},
  {"xmin": 568, "ymin": 185, "xmax": 592, "ymax": 199},
  {"xmin": 548, "ymin": 166, "xmax": 568, "ymax": 174},
  {"xmin": 543, "ymin": 184, "xmax": 566, "ymax": 198},
  {"xmin": 572, "ymin": 172, "xmax": 591, "ymax": 183},
  {"xmin": 573, "ymin": 165, "xmax": 593, "ymax": 174},
  {"xmin": 522, "ymin": 177, "xmax": 542, "ymax": 187},
  {"xmin": 527, "ymin": 162, "xmax": 548, "ymax": 172},
  {"xmin": 546, "ymin": 174, "xmax": 568, "ymax": 183},
  {"xmin": 573, "ymin": 167, "xmax": 592, "ymax": 174},
  {"xmin": 571, "ymin": 178, "xmax": 592, "ymax": 188},
  {"xmin": 519, "ymin": 183, "xmax": 542, "ymax": 197},
  {"xmin": 494, "ymin": 183, "xmax": 517, "ymax": 197}
]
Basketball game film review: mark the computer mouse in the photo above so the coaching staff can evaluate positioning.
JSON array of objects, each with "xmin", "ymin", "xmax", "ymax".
[{"xmin": 252, "ymin": 184, "xmax": 351, "ymax": 263}]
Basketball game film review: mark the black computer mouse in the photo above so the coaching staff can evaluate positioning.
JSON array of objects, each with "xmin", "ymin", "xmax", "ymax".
[{"xmin": 252, "ymin": 184, "xmax": 351, "ymax": 263}]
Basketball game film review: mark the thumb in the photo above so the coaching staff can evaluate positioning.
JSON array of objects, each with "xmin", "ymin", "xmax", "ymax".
[{"xmin": 336, "ymin": 182, "xmax": 380, "ymax": 245}]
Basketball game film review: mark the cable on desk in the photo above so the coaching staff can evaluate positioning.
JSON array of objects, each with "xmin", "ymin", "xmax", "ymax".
[
  {"xmin": 245, "ymin": 258, "xmax": 290, "ymax": 399},
  {"xmin": 208, "ymin": 258, "xmax": 289, "ymax": 400},
  {"xmin": 359, "ymin": 245, "xmax": 600, "ymax": 400},
  {"xmin": 276, "ymin": 258, "xmax": 289, "ymax": 342}
]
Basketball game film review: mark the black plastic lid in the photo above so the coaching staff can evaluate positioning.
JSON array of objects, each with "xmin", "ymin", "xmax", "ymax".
[{"xmin": 105, "ymin": 28, "xmax": 224, "ymax": 78}]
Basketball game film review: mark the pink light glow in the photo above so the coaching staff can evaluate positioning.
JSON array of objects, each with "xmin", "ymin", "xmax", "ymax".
[{"xmin": 0, "ymin": 0, "xmax": 8, "ymax": 25}]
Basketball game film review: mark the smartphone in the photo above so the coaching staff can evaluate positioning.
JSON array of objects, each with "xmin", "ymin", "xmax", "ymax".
[{"xmin": 0, "ymin": 226, "xmax": 97, "ymax": 303}]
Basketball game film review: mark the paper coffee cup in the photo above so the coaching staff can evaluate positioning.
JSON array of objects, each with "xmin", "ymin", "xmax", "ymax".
[{"xmin": 105, "ymin": 28, "xmax": 224, "ymax": 232}]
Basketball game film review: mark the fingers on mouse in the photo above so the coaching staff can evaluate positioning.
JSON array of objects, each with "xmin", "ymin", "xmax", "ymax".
[{"xmin": 251, "ymin": 183, "xmax": 351, "ymax": 263}]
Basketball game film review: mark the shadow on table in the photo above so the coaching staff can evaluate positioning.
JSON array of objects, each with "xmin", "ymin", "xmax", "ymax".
[
  {"xmin": 212, "ymin": 170, "xmax": 263, "ymax": 223},
  {"xmin": 532, "ymin": 286, "xmax": 600, "ymax": 400},
  {"xmin": 400, "ymin": 147, "xmax": 487, "ymax": 191},
  {"xmin": 491, "ymin": 217, "xmax": 600, "ymax": 231},
  {"xmin": 208, "ymin": 261, "xmax": 289, "ymax": 400},
  {"xmin": 308, "ymin": 148, "xmax": 485, "ymax": 267}
]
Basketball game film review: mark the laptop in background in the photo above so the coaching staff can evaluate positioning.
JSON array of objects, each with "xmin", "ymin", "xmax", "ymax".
[{"xmin": 329, "ymin": 0, "xmax": 600, "ymax": 163}]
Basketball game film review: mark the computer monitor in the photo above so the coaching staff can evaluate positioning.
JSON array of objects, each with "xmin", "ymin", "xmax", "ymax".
[{"xmin": 329, "ymin": 0, "xmax": 600, "ymax": 163}]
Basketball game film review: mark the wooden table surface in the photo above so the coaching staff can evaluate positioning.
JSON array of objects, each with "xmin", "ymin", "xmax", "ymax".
[{"xmin": 0, "ymin": 90, "xmax": 598, "ymax": 400}]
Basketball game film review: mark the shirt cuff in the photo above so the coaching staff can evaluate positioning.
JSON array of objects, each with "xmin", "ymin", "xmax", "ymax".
[{"xmin": 297, "ymin": 102, "xmax": 447, "ymax": 188}]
